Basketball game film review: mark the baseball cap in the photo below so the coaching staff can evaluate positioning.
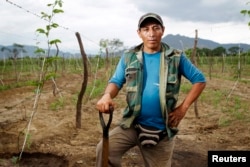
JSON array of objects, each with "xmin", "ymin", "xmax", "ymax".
[{"xmin": 138, "ymin": 13, "xmax": 164, "ymax": 28}]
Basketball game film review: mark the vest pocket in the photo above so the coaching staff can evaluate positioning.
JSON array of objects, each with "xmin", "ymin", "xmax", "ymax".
[
  {"xmin": 125, "ymin": 67, "xmax": 138, "ymax": 87},
  {"xmin": 166, "ymin": 74, "xmax": 179, "ymax": 112},
  {"xmin": 167, "ymin": 74, "xmax": 177, "ymax": 84}
]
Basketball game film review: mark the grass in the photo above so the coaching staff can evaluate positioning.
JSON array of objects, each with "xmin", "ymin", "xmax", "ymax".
[{"xmin": 50, "ymin": 97, "xmax": 65, "ymax": 111}]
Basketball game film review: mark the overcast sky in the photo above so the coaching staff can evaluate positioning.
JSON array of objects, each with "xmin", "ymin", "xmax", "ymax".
[{"xmin": 0, "ymin": 0, "xmax": 249, "ymax": 54}]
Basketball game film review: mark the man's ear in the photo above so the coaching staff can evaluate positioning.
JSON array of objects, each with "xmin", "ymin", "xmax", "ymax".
[
  {"xmin": 137, "ymin": 29, "xmax": 142, "ymax": 38},
  {"xmin": 162, "ymin": 26, "xmax": 165, "ymax": 34}
]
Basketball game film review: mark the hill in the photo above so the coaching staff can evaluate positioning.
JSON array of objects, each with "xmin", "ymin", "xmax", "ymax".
[
  {"xmin": 162, "ymin": 34, "xmax": 250, "ymax": 51},
  {"xmin": 1, "ymin": 34, "xmax": 250, "ymax": 59},
  {"xmin": 0, "ymin": 44, "xmax": 76, "ymax": 59}
]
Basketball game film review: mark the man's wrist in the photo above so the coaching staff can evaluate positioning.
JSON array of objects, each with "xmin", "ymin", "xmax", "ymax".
[{"xmin": 103, "ymin": 92, "xmax": 112, "ymax": 98}]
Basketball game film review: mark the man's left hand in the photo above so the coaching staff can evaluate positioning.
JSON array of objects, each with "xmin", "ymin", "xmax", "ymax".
[{"xmin": 168, "ymin": 105, "xmax": 187, "ymax": 128}]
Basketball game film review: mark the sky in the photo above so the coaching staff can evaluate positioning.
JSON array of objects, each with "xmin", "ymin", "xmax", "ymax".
[{"xmin": 0, "ymin": 0, "xmax": 249, "ymax": 54}]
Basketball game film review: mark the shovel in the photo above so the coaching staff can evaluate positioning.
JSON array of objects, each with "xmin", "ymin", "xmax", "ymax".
[{"xmin": 99, "ymin": 106, "xmax": 114, "ymax": 167}]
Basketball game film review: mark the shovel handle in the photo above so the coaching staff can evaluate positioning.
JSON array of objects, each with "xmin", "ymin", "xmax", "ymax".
[
  {"xmin": 99, "ymin": 106, "xmax": 114, "ymax": 138},
  {"xmin": 99, "ymin": 106, "xmax": 114, "ymax": 167}
]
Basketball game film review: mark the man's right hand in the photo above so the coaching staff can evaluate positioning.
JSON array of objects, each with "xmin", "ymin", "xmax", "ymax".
[{"xmin": 96, "ymin": 93, "xmax": 114, "ymax": 113}]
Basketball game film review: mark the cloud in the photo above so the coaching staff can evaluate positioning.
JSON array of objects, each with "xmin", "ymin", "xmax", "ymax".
[
  {"xmin": 0, "ymin": 0, "xmax": 249, "ymax": 54},
  {"xmin": 129, "ymin": 0, "xmax": 247, "ymax": 23}
]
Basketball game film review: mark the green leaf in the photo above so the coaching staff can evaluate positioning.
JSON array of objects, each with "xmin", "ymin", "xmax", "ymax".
[
  {"xmin": 35, "ymin": 48, "xmax": 45, "ymax": 54},
  {"xmin": 45, "ymin": 72, "xmax": 56, "ymax": 80},
  {"xmin": 51, "ymin": 23, "xmax": 59, "ymax": 28},
  {"xmin": 41, "ymin": 12, "xmax": 48, "ymax": 18},
  {"xmin": 46, "ymin": 25, "xmax": 51, "ymax": 31},
  {"xmin": 53, "ymin": 9, "xmax": 64, "ymax": 14},
  {"xmin": 36, "ymin": 28, "xmax": 46, "ymax": 34},
  {"xmin": 241, "ymin": 10, "xmax": 247, "ymax": 15},
  {"xmin": 49, "ymin": 39, "xmax": 61, "ymax": 45},
  {"xmin": 58, "ymin": 1, "xmax": 63, "ymax": 7}
]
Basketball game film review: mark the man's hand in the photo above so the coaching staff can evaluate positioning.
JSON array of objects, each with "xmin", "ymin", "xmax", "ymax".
[
  {"xmin": 96, "ymin": 93, "xmax": 114, "ymax": 113},
  {"xmin": 168, "ymin": 82, "xmax": 206, "ymax": 128},
  {"xmin": 168, "ymin": 105, "xmax": 187, "ymax": 128}
]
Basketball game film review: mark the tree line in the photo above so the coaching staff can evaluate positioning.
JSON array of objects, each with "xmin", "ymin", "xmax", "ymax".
[{"xmin": 185, "ymin": 46, "xmax": 249, "ymax": 57}]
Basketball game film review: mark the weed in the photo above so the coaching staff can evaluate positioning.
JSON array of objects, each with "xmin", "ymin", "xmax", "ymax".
[
  {"xmin": 11, "ymin": 156, "xmax": 18, "ymax": 164},
  {"xmin": 218, "ymin": 116, "xmax": 231, "ymax": 127},
  {"xmin": 50, "ymin": 97, "xmax": 65, "ymax": 111}
]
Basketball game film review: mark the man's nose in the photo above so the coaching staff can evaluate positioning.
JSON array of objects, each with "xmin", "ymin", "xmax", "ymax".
[{"xmin": 148, "ymin": 29, "xmax": 155, "ymax": 37}]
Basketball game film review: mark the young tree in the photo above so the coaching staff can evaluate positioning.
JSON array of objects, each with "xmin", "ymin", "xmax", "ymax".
[
  {"xmin": 99, "ymin": 38, "xmax": 124, "ymax": 69},
  {"xmin": 19, "ymin": 0, "xmax": 64, "ymax": 161}
]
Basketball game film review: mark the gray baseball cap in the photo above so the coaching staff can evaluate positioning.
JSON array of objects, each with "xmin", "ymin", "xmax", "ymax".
[{"xmin": 138, "ymin": 13, "xmax": 164, "ymax": 28}]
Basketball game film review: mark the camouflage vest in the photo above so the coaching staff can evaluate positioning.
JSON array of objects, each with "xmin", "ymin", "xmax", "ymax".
[{"xmin": 120, "ymin": 42, "xmax": 181, "ymax": 138}]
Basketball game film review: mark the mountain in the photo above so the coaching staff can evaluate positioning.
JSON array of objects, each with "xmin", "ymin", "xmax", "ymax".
[
  {"xmin": 0, "ymin": 44, "xmax": 76, "ymax": 59},
  {"xmin": 162, "ymin": 34, "xmax": 250, "ymax": 52},
  {"xmin": 1, "ymin": 34, "xmax": 250, "ymax": 59}
]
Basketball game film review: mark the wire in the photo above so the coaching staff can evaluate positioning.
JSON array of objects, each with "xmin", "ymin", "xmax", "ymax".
[{"xmin": 4, "ymin": 0, "xmax": 99, "ymax": 47}]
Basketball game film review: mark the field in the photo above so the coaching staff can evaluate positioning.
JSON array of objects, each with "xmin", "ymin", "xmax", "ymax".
[{"xmin": 0, "ymin": 55, "xmax": 250, "ymax": 167}]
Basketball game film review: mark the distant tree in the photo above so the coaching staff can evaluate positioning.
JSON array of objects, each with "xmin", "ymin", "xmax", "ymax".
[
  {"xmin": 109, "ymin": 38, "xmax": 124, "ymax": 53},
  {"xmin": 1, "ymin": 43, "xmax": 26, "ymax": 59},
  {"xmin": 1, "ymin": 43, "xmax": 26, "ymax": 82},
  {"xmin": 200, "ymin": 48, "xmax": 212, "ymax": 56},
  {"xmin": 228, "ymin": 46, "xmax": 240, "ymax": 55},
  {"xmin": 99, "ymin": 38, "xmax": 124, "ymax": 53},
  {"xmin": 190, "ymin": 47, "xmax": 212, "ymax": 57},
  {"xmin": 12, "ymin": 43, "xmax": 26, "ymax": 59},
  {"xmin": 99, "ymin": 38, "xmax": 124, "ymax": 69},
  {"xmin": 212, "ymin": 46, "xmax": 226, "ymax": 56},
  {"xmin": 1, "ymin": 47, "xmax": 10, "ymax": 58}
]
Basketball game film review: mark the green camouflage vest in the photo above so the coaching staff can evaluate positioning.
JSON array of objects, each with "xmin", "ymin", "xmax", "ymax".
[{"xmin": 120, "ymin": 42, "xmax": 181, "ymax": 138}]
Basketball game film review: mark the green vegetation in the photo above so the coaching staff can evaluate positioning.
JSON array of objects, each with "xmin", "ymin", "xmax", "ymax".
[
  {"xmin": 2, "ymin": 53, "xmax": 249, "ymax": 128},
  {"xmin": 179, "ymin": 50, "xmax": 250, "ymax": 127},
  {"xmin": 50, "ymin": 97, "xmax": 65, "ymax": 111}
]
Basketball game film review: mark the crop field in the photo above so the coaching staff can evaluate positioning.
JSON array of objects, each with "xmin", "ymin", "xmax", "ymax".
[{"xmin": 0, "ymin": 53, "xmax": 249, "ymax": 167}]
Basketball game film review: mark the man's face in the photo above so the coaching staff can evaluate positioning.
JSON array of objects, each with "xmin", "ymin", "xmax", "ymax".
[{"xmin": 137, "ymin": 21, "xmax": 165, "ymax": 53}]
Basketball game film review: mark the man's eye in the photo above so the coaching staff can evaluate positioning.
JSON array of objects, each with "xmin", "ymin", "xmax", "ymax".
[{"xmin": 154, "ymin": 26, "xmax": 161, "ymax": 30}]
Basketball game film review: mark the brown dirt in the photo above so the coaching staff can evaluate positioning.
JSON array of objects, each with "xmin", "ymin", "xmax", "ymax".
[{"xmin": 0, "ymin": 73, "xmax": 249, "ymax": 167}]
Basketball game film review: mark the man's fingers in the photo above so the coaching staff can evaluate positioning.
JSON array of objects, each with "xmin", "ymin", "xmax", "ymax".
[
  {"xmin": 100, "ymin": 103, "xmax": 114, "ymax": 113},
  {"xmin": 168, "ymin": 113, "xmax": 180, "ymax": 127}
]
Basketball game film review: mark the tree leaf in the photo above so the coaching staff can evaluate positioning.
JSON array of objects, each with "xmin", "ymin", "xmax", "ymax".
[
  {"xmin": 36, "ymin": 28, "xmax": 46, "ymax": 34},
  {"xmin": 53, "ymin": 9, "xmax": 64, "ymax": 14},
  {"xmin": 49, "ymin": 39, "xmax": 61, "ymax": 45},
  {"xmin": 51, "ymin": 23, "xmax": 59, "ymax": 28}
]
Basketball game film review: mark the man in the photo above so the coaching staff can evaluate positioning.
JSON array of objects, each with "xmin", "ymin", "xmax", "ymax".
[{"xmin": 96, "ymin": 12, "xmax": 206, "ymax": 167}]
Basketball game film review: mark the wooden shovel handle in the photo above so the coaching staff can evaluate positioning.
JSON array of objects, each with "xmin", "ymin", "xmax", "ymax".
[{"xmin": 99, "ymin": 106, "xmax": 114, "ymax": 167}]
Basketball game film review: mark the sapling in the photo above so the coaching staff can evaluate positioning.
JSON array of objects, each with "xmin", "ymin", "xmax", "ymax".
[{"xmin": 18, "ymin": 0, "xmax": 64, "ymax": 161}]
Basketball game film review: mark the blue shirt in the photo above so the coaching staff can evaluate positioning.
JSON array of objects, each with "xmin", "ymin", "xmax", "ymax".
[{"xmin": 109, "ymin": 52, "xmax": 206, "ymax": 130}]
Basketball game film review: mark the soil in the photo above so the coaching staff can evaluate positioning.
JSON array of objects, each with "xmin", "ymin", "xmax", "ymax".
[{"xmin": 0, "ymin": 73, "xmax": 249, "ymax": 167}]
